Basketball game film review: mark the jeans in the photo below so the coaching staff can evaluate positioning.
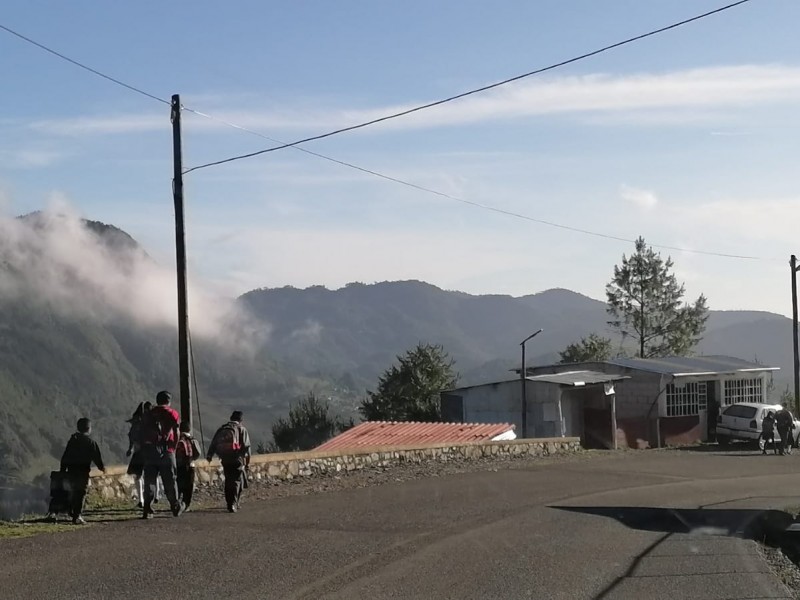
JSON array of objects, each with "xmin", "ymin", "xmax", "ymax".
[
  {"xmin": 176, "ymin": 464, "xmax": 195, "ymax": 508},
  {"xmin": 142, "ymin": 447, "xmax": 179, "ymax": 512}
]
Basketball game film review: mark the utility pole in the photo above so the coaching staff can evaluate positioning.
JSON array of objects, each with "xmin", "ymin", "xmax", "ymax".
[
  {"xmin": 792, "ymin": 255, "xmax": 800, "ymax": 416},
  {"xmin": 520, "ymin": 329, "xmax": 543, "ymax": 438},
  {"xmin": 171, "ymin": 94, "xmax": 192, "ymax": 429}
]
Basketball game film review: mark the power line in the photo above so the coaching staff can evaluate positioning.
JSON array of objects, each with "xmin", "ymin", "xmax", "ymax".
[
  {"xmin": 184, "ymin": 0, "xmax": 755, "ymax": 173},
  {"xmin": 0, "ymin": 23, "xmax": 169, "ymax": 105},
  {"xmin": 183, "ymin": 108, "xmax": 768, "ymax": 261}
]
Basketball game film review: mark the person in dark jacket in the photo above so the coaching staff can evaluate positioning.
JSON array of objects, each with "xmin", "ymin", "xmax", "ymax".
[
  {"xmin": 206, "ymin": 411, "xmax": 251, "ymax": 513},
  {"xmin": 175, "ymin": 421, "xmax": 202, "ymax": 511},
  {"xmin": 126, "ymin": 401, "xmax": 149, "ymax": 507},
  {"xmin": 775, "ymin": 403, "xmax": 796, "ymax": 456},
  {"xmin": 59, "ymin": 418, "xmax": 105, "ymax": 524},
  {"xmin": 761, "ymin": 411, "xmax": 777, "ymax": 455}
]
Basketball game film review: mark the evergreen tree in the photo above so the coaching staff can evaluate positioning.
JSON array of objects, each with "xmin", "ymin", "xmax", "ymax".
[
  {"xmin": 558, "ymin": 333, "xmax": 613, "ymax": 363},
  {"xmin": 360, "ymin": 343, "xmax": 458, "ymax": 422},
  {"xmin": 606, "ymin": 237, "xmax": 708, "ymax": 358}
]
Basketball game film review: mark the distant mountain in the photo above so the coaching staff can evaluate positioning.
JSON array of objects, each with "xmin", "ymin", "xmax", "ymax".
[
  {"xmin": 242, "ymin": 282, "xmax": 794, "ymax": 392},
  {"xmin": 2, "ymin": 211, "xmax": 795, "ymax": 489},
  {"xmin": 0, "ymin": 214, "xmax": 319, "ymax": 486}
]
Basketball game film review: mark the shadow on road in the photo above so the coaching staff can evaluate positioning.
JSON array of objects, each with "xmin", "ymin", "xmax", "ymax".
[
  {"xmin": 551, "ymin": 505, "xmax": 793, "ymax": 538},
  {"xmin": 552, "ymin": 506, "xmax": 800, "ymax": 599}
]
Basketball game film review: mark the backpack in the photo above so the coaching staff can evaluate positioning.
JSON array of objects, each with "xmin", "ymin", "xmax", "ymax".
[
  {"xmin": 776, "ymin": 410, "xmax": 794, "ymax": 430},
  {"xmin": 140, "ymin": 408, "xmax": 168, "ymax": 452},
  {"xmin": 176, "ymin": 436, "xmax": 194, "ymax": 465},
  {"xmin": 214, "ymin": 423, "xmax": 241, "ymax": 456}
]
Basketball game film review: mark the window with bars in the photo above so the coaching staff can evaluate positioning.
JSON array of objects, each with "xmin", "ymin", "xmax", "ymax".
[
  {"xmin": 723, "ymin": 378, "xmax": 764, "ymax": 406},
  {"xmin": 665, "ymin": 382, "xmax": 707, "ymax": 417}
]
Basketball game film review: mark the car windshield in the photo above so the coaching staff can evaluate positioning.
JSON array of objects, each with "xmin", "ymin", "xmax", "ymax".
[{"xmin": 723, "ymin": 405, "xmax": 758, "ymax": 419}]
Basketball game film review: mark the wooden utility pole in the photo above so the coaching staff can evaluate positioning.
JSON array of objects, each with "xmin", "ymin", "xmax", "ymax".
[
  {"xmin": 171, "ymin": 94, "xmax": 192, "ymax": 429},
  {"xmin": 792, "ymin": 255, "xmax": 800, "ymax": 416}
]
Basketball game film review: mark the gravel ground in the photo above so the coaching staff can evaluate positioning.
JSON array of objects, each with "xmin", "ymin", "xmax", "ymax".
[
  {"xmin": 191, "ymin": 448, "xmax": 606, "ymax": 504},
  {"xmin": 758, "ymin": 543, "xmax": 800, "ymax": 599}
]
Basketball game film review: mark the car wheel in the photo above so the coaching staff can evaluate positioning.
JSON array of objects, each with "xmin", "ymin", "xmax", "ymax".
[{"xmin": 717, "ymin": 435, "xmax": 730, "ymax": 446}]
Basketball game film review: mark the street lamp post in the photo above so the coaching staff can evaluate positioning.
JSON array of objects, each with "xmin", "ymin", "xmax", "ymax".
[
  {"xmin": 520, "ymin": 329, "xmax": 543, "ymax": 438},
  {"xmin": 792, "ymin": 255, "xmax": 800, "ymax": 416}
]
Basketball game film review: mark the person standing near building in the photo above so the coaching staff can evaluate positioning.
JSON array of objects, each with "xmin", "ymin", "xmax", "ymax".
[
  {"xmin": 775, "ymin": 403, "xmax": 796, "ymax": 456},
  {"xmin": 59, "ymin": 418, "xmax": 105, "ymax": 525},
  {"xmin": 760, "ymin": 411, "xmax": 777, "ymax": 455},
  {"xmin": 175, "ymin": 421, "xmax": 202, "ymax": 511},
  {"xmin": 140, "ymin": 390, "xmax": 183, "ymax": 519},
  {"xmin": 206, "ymin": 411, "xmax": 251, "ymax": 513}
]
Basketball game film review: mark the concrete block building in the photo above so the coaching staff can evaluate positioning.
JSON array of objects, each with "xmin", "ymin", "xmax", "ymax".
[{"xmin": 441, "ymin": 355, "xmax": 778, "ymax": 449}]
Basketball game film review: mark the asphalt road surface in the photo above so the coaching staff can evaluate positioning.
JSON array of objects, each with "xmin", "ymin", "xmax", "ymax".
[{"xmin": 2, "ymin": 447, "xmax": 799, "ymax": 600}]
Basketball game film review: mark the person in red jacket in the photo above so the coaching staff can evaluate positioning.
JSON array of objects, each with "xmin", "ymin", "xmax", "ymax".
[{"xmin": 140, "ymin": 390, "xmax": 183, "ymax": 519}]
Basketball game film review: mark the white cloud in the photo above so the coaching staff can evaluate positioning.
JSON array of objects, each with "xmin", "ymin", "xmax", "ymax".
[
  {"xmin": 30, "ymin": 114, "xmax": 164, "ymax": 136},
  {"xmin": 29, "ymin": 64, "xmax": 800, "ymax": 136},
  {"xmin": 621, "ymin": 185, "xmax": 658, "ymax": 210},
  {"xmin": 0, "ymin": 148, "xmax": 67, "ymax": 169},
  {"xmin": 0, "ymin": 199, "xmax": 268, "ymax": 351}
]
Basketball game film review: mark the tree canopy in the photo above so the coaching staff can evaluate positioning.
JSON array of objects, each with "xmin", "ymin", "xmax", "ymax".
[
  {"xmin": 270, "ymin": 392, "xmax": 352, "ymax": 452},
  {"xmin": 606, "ymin": 237, "xmax": 708, "ymax": 358},
  {"xmin": 359, "ymin": 343, "xmax": 458, "ymax": 422},
  {"xmin": 558, "ymin": 333, "xmax": 613, "ymax": 364}
]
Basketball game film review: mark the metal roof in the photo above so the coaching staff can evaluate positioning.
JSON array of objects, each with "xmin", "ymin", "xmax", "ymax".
[
  {"xmin": 525, "ymin": 370, "xmax": 629, "ymax": 386},
  {"xmin": 315, "ymin": 421, "xmax": 515, "ymax": 451},
  {"xmin": 607, "ymin": 355, "xmax": 779, "ymax": 376}
]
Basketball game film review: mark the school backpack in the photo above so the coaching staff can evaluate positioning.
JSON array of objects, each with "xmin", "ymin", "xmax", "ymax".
[
  {"xmin": 140, "ymin": 408, "xmax": 169, "ymax": 451},
  {"xmin": 176, "ymin": 436, "xmax": 194, "ymax": 464},
  {"xmin": 214, "ymin": 423, "xmax": 241, "ymax": 456}
]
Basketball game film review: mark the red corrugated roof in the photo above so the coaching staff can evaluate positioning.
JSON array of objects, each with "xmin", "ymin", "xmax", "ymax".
[{"xmin": 316, "ymin": 421, "xmax": 515, "ymax": 452}]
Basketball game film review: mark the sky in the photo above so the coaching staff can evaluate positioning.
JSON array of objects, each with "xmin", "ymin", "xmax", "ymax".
[{"xmin": 2, "ymin": 0, "xmax": 800, "ymax": 316}]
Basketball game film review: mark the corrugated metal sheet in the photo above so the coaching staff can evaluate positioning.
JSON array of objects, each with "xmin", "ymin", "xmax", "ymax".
[
  {"xmin": 608, "ymin": 355, "xmax": 779, "ymax": 375},
  {"xmin": 316, "ymin": 421, "xmax": 515, "ymax": 452},
  {"xmin": 525, "ymin": 370, "xmax": 629, "ymax": 386}
]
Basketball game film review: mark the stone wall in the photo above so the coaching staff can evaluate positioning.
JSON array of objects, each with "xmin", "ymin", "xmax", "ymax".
[{"xmin": 88, "ymin": 437, "xmax": 581, "ymax": 502}]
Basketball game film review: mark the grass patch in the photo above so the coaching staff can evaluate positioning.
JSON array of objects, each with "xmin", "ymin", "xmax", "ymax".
[{"xmin": 0, "ymin": 519, "xmax": 75, "ymax": 539}]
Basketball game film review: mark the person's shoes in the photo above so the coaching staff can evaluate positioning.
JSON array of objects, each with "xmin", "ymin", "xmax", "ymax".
[
  {"xmin": 227, "ymin": 504, "xmax": 238, "ymax": 513},
  {"xmin": 183, "ymin": 505, "xmax": 191, "ymax": 513},
  {"xmin": 72, "ymin": 516, "xmax": 86, "ymax": 525},
  {"xmin": 172, "ymin": 502, "xmax": 185, "ymax": 517}
]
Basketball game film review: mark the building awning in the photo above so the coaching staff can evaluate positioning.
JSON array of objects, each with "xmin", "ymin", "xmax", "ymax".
[{"xmin": 525, "ymin": 370, "xmax": 630, "ymax": 387}]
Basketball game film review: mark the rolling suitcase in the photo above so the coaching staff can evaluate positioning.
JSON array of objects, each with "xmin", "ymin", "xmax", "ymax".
[{"xmin": 48, "ymin": 471, "xmax": 72, "ymax": 515}]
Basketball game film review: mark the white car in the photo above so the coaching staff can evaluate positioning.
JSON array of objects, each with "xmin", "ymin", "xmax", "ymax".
[{"xmin": 716, "ymin": 402, "xmax": 800, "ymax": 448}]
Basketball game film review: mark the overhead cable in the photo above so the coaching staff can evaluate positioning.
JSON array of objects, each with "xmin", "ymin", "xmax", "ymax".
[
  {"xmin": 183, "ymin": 108, "xmax": 768, "ymax": 261},
  {"xmin": 0, "ymin": 23, "xmax": 169, "ymax": 105},
  {"xmin": 183, "ymin": 0, "xmax": 755, "ymax": 173}
]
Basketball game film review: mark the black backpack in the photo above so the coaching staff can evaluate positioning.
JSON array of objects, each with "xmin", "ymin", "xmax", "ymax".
[{"xmin": 140, "ymin": 409, "xmax": 168, "ymax": 454}]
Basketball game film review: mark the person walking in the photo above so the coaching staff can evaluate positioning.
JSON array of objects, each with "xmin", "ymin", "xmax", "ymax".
[
  {"xmin": 760, "ymin": 411, "xmax": 777, "ymax": 455},
  {"xmin": 775, "ymin": 403, "xmax": 796, "ymax": 456},
  {"xmin": 175, "ymin": 421, "xmax": 202, "ymax": 512},
  {"xmin": 206, "ymin": 411, "xmax": 251, "ymax": 513},
  {"xmin": 58, "ymin": 418, "xmax": 105, "ymax": 525},
  {"xmin": 140, "ymin": 390, "xmax": 183, "ymax": 519}
]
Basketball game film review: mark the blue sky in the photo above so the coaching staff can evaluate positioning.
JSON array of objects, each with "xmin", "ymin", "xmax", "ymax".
[{"xmin": 2, "ymin": 0, "xmax": 800, "ymax": 315}]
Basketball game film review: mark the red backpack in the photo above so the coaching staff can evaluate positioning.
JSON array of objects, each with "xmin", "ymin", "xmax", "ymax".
[
  {"xmin": 214, "ymin": 423, "xmax": 241, "ymax": 456},
  {"xmin": 176, "ymin": 436, "xmax": 194, "ymax": 464}
]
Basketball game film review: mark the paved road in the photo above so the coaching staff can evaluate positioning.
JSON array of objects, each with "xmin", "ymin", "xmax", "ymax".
[{"xmin": 3, "ymin": 448, "xmax": 800, "ymax": 599}]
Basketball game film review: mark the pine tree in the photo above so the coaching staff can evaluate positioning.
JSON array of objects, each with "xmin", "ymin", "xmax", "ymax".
[{"xmin": 606, "ymin": 237, "xmax": 708, "ymax": 358}]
